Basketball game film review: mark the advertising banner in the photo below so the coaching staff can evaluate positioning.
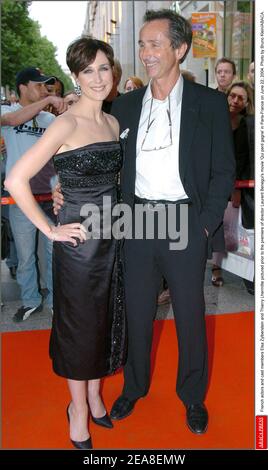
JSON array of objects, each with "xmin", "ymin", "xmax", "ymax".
[{"xmin": 192, "ymin": 13, "xmax": 217, "ymax": 58}]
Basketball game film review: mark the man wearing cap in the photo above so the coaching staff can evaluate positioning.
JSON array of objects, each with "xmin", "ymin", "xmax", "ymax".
[{"xmin": 1, "ymin": 67, "xmax": 67, "ymax": 322}]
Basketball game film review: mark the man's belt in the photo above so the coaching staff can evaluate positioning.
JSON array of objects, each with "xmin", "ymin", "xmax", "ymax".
[{"xmin": 134, "ymin": 195, "xmax": 191, "ymax": 207}]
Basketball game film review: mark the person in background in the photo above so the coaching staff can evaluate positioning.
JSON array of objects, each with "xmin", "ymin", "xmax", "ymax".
[
  {"xmin": 1, "ymin": 136, "xmax": 18, "ymax": 279},
  {"xmin": 63, "ymin": 90, "xmax": 80, "ymax": 108},
  {"xmin": 211, "ymin": 81, "xmax": 254, "ymax": 287},
  {"xmin": 46, "ymin": 78, "xmax": 65, "ymax": 98},
  {"xmin": 46, "ymin": 78, "xmax": 65, "ymax": 115},
  {"xmin": 215, "ymin": 57, "xmax": 236, "ymax": 93},
  {"xmin": 38, "ymin": 77, "xmax": 65, "ymax": 295},
  {"xmin": 180, "ymin": 69, "xmax": 196, "ymax": 82},
  {"xmin": 240, "ymin": 102, "xmax": 254, "ymax": 295},
  {"xmin": 102, "ymin": 58, "xmax": 122, "ymax": 113},
  {"xmin": 124, "ymin": 76, "xmax": 144, "ymax": 92},
  {"xmin": 9, "ymin": 93, "xmax": 18, "ymax": 105},
  {"xmin": 1, "ymin": 67, "xmax": 67, "ymax": 322},
  {"xmin": 247, "ymin": 61, "xmax": 254, "ymax": 91}
]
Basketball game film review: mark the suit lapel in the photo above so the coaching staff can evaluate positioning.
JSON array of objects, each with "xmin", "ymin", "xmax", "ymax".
[
  {"xmin": 126, "ymin": 87, "xmax": 146, "ymax": 160},
  {"xmin": 122, "ymin": 87, "xmax": 146, "ymax": 193},
  {"xmin": 179, "ymin": 80, "xmax": 201, "ymax": 180}
]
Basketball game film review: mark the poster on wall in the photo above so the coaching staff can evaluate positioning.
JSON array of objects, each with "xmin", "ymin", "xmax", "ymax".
[{"xmin": 192, "ymin": 12, "xmax": 217, "ymax": 58}]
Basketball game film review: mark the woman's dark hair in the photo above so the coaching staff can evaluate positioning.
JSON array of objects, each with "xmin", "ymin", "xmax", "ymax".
[
  {"xmin": 66, "ymin": 36, "xmax": 114, "ymax": 76},
  {"xmin": 55, "ymin": 78, "xmax": 65, "ymax": 97},
  {"xmin": 143, "ymin": 9, "xmax": 192, "ymax": 64}
]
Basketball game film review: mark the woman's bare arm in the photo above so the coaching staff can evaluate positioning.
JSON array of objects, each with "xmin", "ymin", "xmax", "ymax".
[{"xmin": 5, "ymin": 115, "xmax": 86, "ymax": 245}]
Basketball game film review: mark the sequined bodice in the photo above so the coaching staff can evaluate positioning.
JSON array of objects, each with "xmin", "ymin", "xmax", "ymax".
[{"xmin": 53, "ymin": 141, "xmax": 122, "ymax": 188}]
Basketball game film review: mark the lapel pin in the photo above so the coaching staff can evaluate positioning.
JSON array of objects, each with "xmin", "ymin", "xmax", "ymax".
[{"xmin": 120, "ymin": 128, "xmax": 130, "ymax": 139}]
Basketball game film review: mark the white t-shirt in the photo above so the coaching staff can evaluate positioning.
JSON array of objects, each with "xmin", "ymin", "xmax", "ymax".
[{"xmin": 1, "ymin": 103, "xmax": 56, "ymax": 194}]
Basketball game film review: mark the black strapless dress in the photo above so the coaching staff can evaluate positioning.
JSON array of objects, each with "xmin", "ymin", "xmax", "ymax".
[{"xmin": 49, "ymin": 141, "xmax": 126, "ymax": 380}]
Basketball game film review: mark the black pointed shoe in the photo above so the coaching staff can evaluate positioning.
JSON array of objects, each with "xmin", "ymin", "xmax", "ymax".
[
  {"xmin": 91, "ymin": 412, "xmax": 113, "ymax": 429},
  {"xmin": 71, "ymin": 436, "xmax": 92, "ymax": 450},
  {"xmin": 186, "ymin": 403, "xmax": 208, "ymax": 434},
  {"xmin": 66, "ymin": 404, "xmax": 93, "ymax": 449},
  {"xmin": 110, "ymin": 396, "xmax": 137, "ymax": 420}
]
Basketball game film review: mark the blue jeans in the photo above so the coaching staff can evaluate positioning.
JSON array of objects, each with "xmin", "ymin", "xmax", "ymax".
[
  {"xmin": 5, "ymin": 239, "xmax": 18, "ymax": 268},
  {"xmin": 9, "ymin": 204, "xmax": 54, "ymax": 308},
  {"xmin": 1, "ymin": 204, "xmax": 18, "ymax": 268}
]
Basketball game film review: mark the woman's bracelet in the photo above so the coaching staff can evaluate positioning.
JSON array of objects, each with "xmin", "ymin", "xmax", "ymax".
[{"xmin": 48, "ymin": 225, "xmax": 57, "ymax": 242}]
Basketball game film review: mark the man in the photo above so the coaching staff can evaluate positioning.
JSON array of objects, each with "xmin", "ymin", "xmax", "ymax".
[
  {"xmin": 110, "ymin": 9, "xmax": 235, "ymax": 434},
  {"xmin": 1, "ymin": 67, "xmax": 67, "ymax": 322},
  {"xmin": 215, "ymin": 57, "xmax": 236, "ymax": 93},
  {"xmin": 53, "ymin": 10, "xmax": 235, "ymax": 434},
  {"xmin": 211, "ymin": 57, "xmax": 236, "ymax": 287},
  {"xmin": 9, "ymin": 93, "xmax": 18, "ymax": 104}
]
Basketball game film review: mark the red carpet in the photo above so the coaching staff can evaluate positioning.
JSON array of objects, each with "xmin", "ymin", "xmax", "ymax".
[{"xmin": 2, "ymin": 313, "xmax": 254, "ymax": 449}]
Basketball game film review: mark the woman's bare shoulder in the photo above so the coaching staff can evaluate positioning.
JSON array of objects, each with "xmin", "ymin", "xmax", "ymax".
[
  {"xmin": 104, "ymin": 113, "xmax": 120, "ymax": 138},
  {"xmin": 38, "ymin": 112, "xmax": 78, "ymax": 151},
  {"xmin": 55, "ymin": 112, "xmax": 78, "ymax": 130}
]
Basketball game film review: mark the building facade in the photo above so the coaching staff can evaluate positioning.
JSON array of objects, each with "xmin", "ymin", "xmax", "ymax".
[
  {"xmin": 177, "ymin": 1, "xmax": 254, "ymax": 86},
  {"xmin": 83, "ymin": 1, "xmax": 254, "ymax": 90}
]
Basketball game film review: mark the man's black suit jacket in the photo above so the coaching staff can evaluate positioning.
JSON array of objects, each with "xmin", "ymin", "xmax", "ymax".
[{"xmin": 111, "ymin": 78, "xmax": 235, "ymax": 258}]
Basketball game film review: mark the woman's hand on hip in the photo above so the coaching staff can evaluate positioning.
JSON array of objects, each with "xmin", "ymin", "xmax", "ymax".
[{"xmin": 49, "ymin": 223, "xmax": 87, "ymax": 246}]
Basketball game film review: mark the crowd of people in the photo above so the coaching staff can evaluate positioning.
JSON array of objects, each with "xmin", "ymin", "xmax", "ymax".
[{"xmin": 2, "ymin": 8, "xmax": 254, "ymax": 449}]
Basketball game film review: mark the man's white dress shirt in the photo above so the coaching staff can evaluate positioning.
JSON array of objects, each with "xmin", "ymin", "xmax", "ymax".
[{"xmin": 135, "ymin": 75, "xmax": 188, "ymax": 201}]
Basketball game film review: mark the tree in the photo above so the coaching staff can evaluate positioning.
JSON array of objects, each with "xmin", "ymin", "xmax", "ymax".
[{"xmin": 1, "ymin": 0, "xmax": 73, "ymax": 93}]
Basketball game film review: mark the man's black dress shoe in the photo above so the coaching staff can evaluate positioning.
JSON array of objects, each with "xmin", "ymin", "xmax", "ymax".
[
  {"xmin": 66, "ymin": 404, "xmax": 92, "ymax": 449},
  {"xmin": 110, "ymin": 396, "xmax": 137, "ymax": 420},
  {"xmin": 186, "ymin": 403, "xmax": 208, "ymax": 434},
  {"xmin": 92, "ymin": 412, "xmax": 113, "ymax": 429}
]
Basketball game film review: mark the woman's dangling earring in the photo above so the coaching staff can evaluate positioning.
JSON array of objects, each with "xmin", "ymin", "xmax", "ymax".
[{"xmin": 75, "ymin": 82, "xmax": 81, "ymax": 96}]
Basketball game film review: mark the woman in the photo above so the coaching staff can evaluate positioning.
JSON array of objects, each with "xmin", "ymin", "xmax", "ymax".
[
  {"xmin": 46, "ymin": 77, "xmax": 65, "ymax": 115},
  {"xmin": 211, "ymin": 81, "xmax": 254, "ymax": 287},
  {"xmin": 5, "ymin": 37, "xmax": 126, "ymax": 450},
  {"xmin": 46, "ymin": 77, "xmax": 65, "ymax": 97},
  {"xmin": 124, "ymin": 76, "xmax": 144, "ymax": 92}
]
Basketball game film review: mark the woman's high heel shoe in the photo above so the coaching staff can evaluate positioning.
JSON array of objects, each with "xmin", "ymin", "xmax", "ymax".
[
  {"xmin": 91, "ymin": 412, "xmax": 113, "ymax": 429},
  {"xmin": 66, "ymin": 403, "xmax": 93, "ymax": 450}
]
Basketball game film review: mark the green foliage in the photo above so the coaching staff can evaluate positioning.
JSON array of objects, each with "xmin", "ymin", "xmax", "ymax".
[
  {"xmin": 1, "ymin": 0, "xmax": 73, "ymax": 93},
  {"xmin": 237, "ymin": 1, "xmax": 251, "ymax": 13}
]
